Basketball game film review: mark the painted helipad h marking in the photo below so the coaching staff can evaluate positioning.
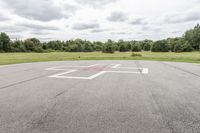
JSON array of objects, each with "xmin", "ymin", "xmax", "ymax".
[{"xmin": 46, "ymin": 64, "xmax": 149, "ymax": 80}]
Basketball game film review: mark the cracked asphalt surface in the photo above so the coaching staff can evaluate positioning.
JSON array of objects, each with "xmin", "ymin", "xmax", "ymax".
[{"xmin": 0, "ymin": 60, "xmax": 200, "ymax": 133}]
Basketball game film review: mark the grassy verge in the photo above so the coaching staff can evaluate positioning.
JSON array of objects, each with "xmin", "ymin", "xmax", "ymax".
[{"xmin": 0, "ymin": 52, "xmax": 200, "ymax": 65}]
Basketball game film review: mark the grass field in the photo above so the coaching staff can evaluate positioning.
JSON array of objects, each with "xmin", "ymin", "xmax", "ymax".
[{"xmin": 0, "ymin": 52, "xmax": 200, "ymax": 65}]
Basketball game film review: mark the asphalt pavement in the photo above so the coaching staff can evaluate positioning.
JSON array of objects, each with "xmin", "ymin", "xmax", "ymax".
[{"xmin": 0, "ymin": 60, "xmax": 200, "ymax": 133}]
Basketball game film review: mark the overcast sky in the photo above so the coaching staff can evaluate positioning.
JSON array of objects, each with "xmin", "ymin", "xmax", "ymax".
[{"xmin": 0, "ymin": 0, "xmax": 200, "ymax": 41}]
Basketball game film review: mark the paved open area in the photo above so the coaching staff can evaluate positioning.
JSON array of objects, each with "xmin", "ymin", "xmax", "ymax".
[{"xmin": 0, "ymin": 60, "xmax": 200, "ymax": 133}]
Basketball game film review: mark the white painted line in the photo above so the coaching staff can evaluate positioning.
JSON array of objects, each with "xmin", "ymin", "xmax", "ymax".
[
  {"xmin": 88, "ymin": 71, "xmax": 106, "ymax": 79},
  {"xmin": 49, "ymin": 70, "xmax": 77, "ymax": 78},
  {"xmin": 111, "ymin": 64, "xmax": 121, "ymax": 68},
  {"xmin": 58, "ymin": 66, "xmax": 88, "ymax": 68},
  {"xmin": 142, "ymin": 68, "xmax": 149, "ymax": 74},
  {"xmin": 50, "ymin": 76, "xmax": 90, "ymax": 80},
  {"xmin": 87, "ymin": 64, "xmax": 99, "ymax": 67},
  {"xmin": 46, "ymin": 66, "xmax": 66, "ymax": 70},
  {"xmin": 46, "ymin": 65, "xmax": 91, "ymax": 71},
  {"xmin": 106, "ymin": 71, "xmax": 141, "ymax": 74},
  {"xmin": 116, "ymin": 67, "xmax": 142, "ymax": 69}
]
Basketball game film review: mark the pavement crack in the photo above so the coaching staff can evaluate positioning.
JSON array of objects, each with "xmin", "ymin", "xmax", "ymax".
[
  {"xmin": 53, "ymin": 80, "xmax": 83, "ymax": 99},
  {"xmin": 134, "ymin": 60, "xmax": 143, "ymax": 73}
]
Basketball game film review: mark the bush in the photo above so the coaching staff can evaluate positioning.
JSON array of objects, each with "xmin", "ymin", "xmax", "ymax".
[{"xmin": 34, "ymin": 47, "xmax": 44, "ymax": 53}]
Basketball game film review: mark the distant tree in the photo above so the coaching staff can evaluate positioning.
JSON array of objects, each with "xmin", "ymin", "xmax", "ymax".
[
  {"xmin": 184, "ymin": 24, "xmax": 200, "ymax": 50},
  {"xmin": 94, "ymin": 41, "xmax": 103, "ymax": 51},
  {"xmin": 174, "ymin": 41, "xmax": 193, "ymax": 52},
  {"xmin": 132, "ymin": 42, "xmax": 142, "ymax": 52},
  {"xmin": 167, "ymin": 37, "xmax": 193, "ymax": 52},
  {"xmin": 0, "ymin": 32, "xmax": 10, "ymax": 52},
  {"xmin": 24, "ymin": 38, "xmax": 44, "ymax": 52},
  {"xmin": 24, "ymin": 40, "xmax": 35, "ymax": 52},
  {"xmin": 151, "ymin": 40, "xmax": 169, "ymax": 52},
  {"xmin": 84, "ymin": 42, "xmax": 93, "ymax": 52},
  {"xmin": 102, "ymin": 39, "xmax": 115, "ymax": 53},
  {"xmin": 142, "ymin": 40, "xmax": 153, "ymax": 51},
  {"xmin": 119, "ymin": 44, "xmax": 127, "ymax": 52},
  {"xmin": 47, "ymin": 40, "xmax": 63, "ymax": 51},
  {"xmin": 10, "ymin": 40, "xmax": 26, "ymax": 52}
]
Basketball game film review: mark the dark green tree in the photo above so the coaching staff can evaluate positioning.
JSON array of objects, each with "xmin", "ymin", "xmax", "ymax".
[
  {"xmin": 184, "ymin": 24, "xmax": 200, "ymax": 50},
  {"xmin": 0, "ymin": 32, "xmax": 10, "ymax": 52},
  {"xmin": 151, "ymin": 40, "xmax": 169, "ymax": 52},
  {"xmin": 132, "ymin": 42, "xmax": 142, "ymax": 52},
  {"xmin": 102, "ymin": 40, "xmax": 115, "ymax": 53}
]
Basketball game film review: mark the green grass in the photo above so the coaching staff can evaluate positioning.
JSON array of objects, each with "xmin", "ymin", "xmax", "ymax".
[{"xmin": 0, "ymin": 52, "xmax": 200, "ymax": 65}]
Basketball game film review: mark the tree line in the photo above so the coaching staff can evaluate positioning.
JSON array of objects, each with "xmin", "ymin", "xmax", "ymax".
[{"xmin": 0, "ymin": 24, "xmax": 200, "ymax": 53}]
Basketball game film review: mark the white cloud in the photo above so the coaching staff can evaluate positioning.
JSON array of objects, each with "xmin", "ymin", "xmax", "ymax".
[{"xmin": 0, "ymin": 0, "xmax": 199, "ymax": 41}]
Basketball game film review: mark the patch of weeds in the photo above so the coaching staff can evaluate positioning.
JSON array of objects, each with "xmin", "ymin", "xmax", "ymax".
[{"xmin": 131, "ymin": 52, "xmax": 142, "ymax": 57}]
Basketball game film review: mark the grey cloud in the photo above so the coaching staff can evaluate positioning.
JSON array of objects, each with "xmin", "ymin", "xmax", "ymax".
[
  {"xmin": 64, "ymin": 4, "xmax": 79, "ymax": 12},
  {"xmin": 30, "ymin": 30, "xmax": 50, "ymax": 35},
  {"xmin": 0, "ymin": 14, "xmax": 10, "ymax": 21},
  {"xmin": 111, "ymin": 32, "xmax": 127, "ymax": 35},
  {"xmin": 72, "ymin": 23, "xmax": 99, "ymax": 30},
  {"xmin": 172, "ymin": 31, "xmax": 182, "ymax": 34},
  {"xmin": 165, "ymin": 11, "xmax": 200, "ymax": 23},
  {"xmin": 9, "ymin": 34, "xmax": 23, "ymax": 39},
  {"xmin": 37, "ymin": 37, "xmax": 54, "ymax": 42},
  {"xmin": 91, "ymin": 28, "xmax": 111, "ymax": 33},
  {"xmin": 75, "ymin": 0, "xmax": 118, "ymax": 7},
  {"xmin": 129, "ymin": 18, "xmax": 147, "ymax": 25},
  {"xmin": 141, "ymin": 26, "xmax": 149, "ymax": 31},
  {"xmin": 18, "ymin": 23, "xmax": 60, "ymax": 31},
  {"xmin": 2, "ymin": 0, "xmax": 65, "ymax": 21},
  {"xmin": 140, "ymin": 26, "xmax": 161, "ymax": 32},
  {"xmin": 0, "ymin": 25, "xmax": 26, "ymax": 33},
  {"xmin": 107, "ymin": 11, "xmax": 128, "ymax": 22}
]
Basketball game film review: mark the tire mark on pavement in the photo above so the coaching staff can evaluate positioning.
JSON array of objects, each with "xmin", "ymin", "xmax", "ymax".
[
  {"xmin": 160, "ymin": 62, "xmax": 200, "ymax": 78},
  {"xmin": 0, "ymin": 71, "xmax": 59, "ymax": 90},
  {"xmin": 136, "ymin": 61, "xmax": 177, "ymax": 133}
]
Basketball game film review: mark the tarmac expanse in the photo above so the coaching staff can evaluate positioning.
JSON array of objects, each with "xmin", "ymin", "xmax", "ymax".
[{"xmin": 0, "ymin": 60, "xmax": 200, "ymax": 133}]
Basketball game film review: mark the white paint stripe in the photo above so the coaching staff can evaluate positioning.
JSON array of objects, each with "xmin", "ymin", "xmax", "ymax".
[
  {"xmin": 58, "ymin": 66, "xmax": 88, "ymax": 68},
  {"xmin": 142, "ymin": 68, "xmax": 149, "ymax": 74},
  {"xmin": 105, "ymin": 71, "xmax": 141, "ymax": 74},
  {"xmin": 111, "ymin": 64, "xmax": 121, "ymax": 68},
  {"xmin": 87, "ymin": 64, "xmax": 99, "ymax": 67},
  {"xmin": 88, "ymin": 71, "xmax": 106, "ymax": 79},
  {"xmin": 46, "ymin": 66, "xmax": 66, "ymax": 70},
  {"xmin": 115, "ymin": 67, "xmax": 142, "ymax": 69},
  {"xmin": 46, "ymin": 65, "xmax": 89, "ymax": 70},
  {"xmin": 50, "ymin": 76, "xmax": 90, "ymax": 79},
  {"xmin": 49, "ymin": 70, "xmax": 77, "ymax": 78}
]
